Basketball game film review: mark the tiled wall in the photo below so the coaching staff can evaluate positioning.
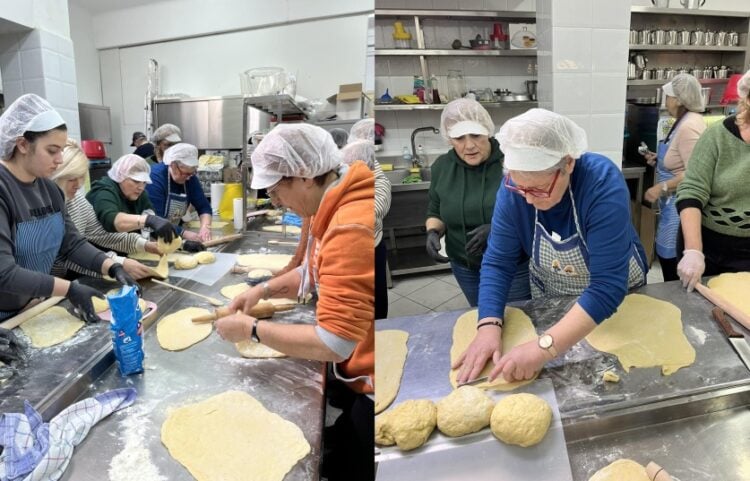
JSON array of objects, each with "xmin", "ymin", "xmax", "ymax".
[
  {"xmin": 537, "ymin": 0, "xmax": 631, "ymax": 167},
  {"xmin": 0, "ymin": 29, "xmax": 81, "ymax": 140}
]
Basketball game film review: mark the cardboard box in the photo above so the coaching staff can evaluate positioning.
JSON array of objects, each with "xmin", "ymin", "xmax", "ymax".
[
  {"xmin": 327, "ymin": 83, "xmax": 366, "ymax": 120},
  {"xmin": 223, "ymin": 167, "xmax": 242, "ymax": 184},
  {"xmin": 508, "ymin": 23, "xmax": 537, "ymax": 50}
]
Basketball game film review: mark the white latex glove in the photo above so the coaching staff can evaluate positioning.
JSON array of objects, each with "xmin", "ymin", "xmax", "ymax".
[{"xmin": 677, "ymin": 249, "xmax": 705, "ymax": 292}]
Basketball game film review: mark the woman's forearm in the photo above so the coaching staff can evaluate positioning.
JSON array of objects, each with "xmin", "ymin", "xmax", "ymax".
[
  {"xmin": 113, "ymin": 212, "xmax": 146, "ymax": 233},
  {"xmin": 426, "ymin": 217, "xmax": 445, "ymax": 234},
  {"xmin": 545, "ymin": 303, "xmax": 597, "ymax": 356},
  {"xmin": 679, "ymin": 207, "xmax": 703, "ymax": 251}
]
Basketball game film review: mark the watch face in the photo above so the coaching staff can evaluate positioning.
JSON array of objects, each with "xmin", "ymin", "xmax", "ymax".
[{"xmin": 539, "ymin": 334, "xmax": 553, "ymax": 349}]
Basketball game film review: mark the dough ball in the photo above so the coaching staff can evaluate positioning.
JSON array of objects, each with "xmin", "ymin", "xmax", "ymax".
[
  {"xmin": 374, "ymin": 399, "xmax": 436, "ymax": 451},
  {"xmin": 157, "ymin": 236, "xmax": 182, "ymax": 254},
  {"xmin": 248, "ymin": 269, "xmax": 273, "ymax": 281},
  {"xmin": 602, "ymin": 371, "xmax": 620, "ymax": 383},
  {"xmin": 490, "ymin": 393, "xmax": 551, "ymax": 447},
  {"xmin": 193, "ymin": 251, "xmax": 216, "ymax": 264},
  {"xmin": 436, "ymin": 386, "xmax": 494, "ymax": 437},
  {"xmin": 173, "ymin": 255, "xmax": 199, "ymax": 270},
  {"xmin": 589, "ymin": 459, "xmax": 650, "ymax": 481}
]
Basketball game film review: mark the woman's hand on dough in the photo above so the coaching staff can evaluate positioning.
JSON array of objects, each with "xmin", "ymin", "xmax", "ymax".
[
  {"xmin": 452, "ymin": 326, "xmax": 503, "ymax": 384},
  {"xmin": 215, "ymin": 313, "xmax": 255, "ymax": 343},
  {"xmin": 181, "ymin": 230, "xmax": 201, "ymax": 242},
  {"xmin": 123, "ymin": 259, "xmax": 154, "ymax": 280},
  {"xmin": 490, "ymin": 340, "xmax": 546, "ymax": 382},
  {"xmin": 227, "ymin": 286, "xmax": 263, "ymax": 315},
  {"xmin": 199, "ymin": 226, "xmax": 212, "ymax": 242}
]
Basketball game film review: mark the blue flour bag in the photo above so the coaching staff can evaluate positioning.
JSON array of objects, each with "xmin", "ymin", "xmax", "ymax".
[
  {"xmin": 281, "ymin": 211, "xmax": 302, "ymax": 227},
  {"xmin": 108, "ymin": 285, "xmax": 144, "ymax": 376}
]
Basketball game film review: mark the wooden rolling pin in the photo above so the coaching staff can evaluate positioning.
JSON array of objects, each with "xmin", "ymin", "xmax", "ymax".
[
  {"xmin": 150, "ymin": 279, "xmax": 224, "ymax": 307},
  {"xmin": 0, "ymin": 296, "xmax": 64, "ymax": 330},
  {"xmin": 695, "ymin": 283, "xmax": 750, "ymax": 331},
  {"xmin": 202, "ymin": 233, "xmax": 242, "ymax": 248},
  {"xmin": 646, "ymin": 461, "xmax": 673, "ymax": 481},
  {"xmin": 191, "ymin": 302, "xmax": 295, "ymax": 323}
]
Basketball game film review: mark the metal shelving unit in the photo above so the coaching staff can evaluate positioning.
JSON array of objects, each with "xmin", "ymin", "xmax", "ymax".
[
  {"xmin": 375, "ymin": 8, "xmax": 534, "ymax": 20},
  {"xmin": 376, "ymin": 48, "xmax": 536, "ymax": 56},
  {"xmin": 628, "ymin": 45, "xmax": 746, "ymax": 52},
  {"xmin": 374, "ymin": 100, "xmax": 537, "ymax": 111},
  {"xmin": 627, "ymin": 77, "xmax": 731, "ymax": 86},
  {"xmin": 630, "ymin": 6, "xmax": 750, "ymax": 18}
]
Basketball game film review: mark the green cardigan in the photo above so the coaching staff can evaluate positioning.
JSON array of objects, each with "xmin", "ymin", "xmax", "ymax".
[
  {"xmin": 86, "ymin": 176, "xmax": 154, "ymax": 232},
  {"xmin": 427, "ymin": 138, "xmax": 504, "ymax": 269}
]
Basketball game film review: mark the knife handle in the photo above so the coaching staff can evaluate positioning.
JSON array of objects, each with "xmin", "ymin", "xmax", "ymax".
[{"xmin": 712, "ymin": 307, "xmax": 743, "ymax": 338}]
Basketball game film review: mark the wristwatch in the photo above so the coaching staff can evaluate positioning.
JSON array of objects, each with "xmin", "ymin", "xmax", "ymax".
[
  {"xmin": 261, "ymin": 282, "xmax": 271, "ymax": 300},
  {"xmin": 538, "ymin": 333, "xmax": 558, "ymax": 359},
  {"xmin": 251, "ymin": 319, "xmax": 261, "ymax": 343}
]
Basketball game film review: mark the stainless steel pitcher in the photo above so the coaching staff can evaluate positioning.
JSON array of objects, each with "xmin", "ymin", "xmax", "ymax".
[
  {"xmin": 665, "ymin": 30, "xmax": 678, "ymax": 45},
  {"xmin": 678, "ymin": 29, "xmax": 691, "ymax": 45},
  {"xmin": 680, "ymin": 0, "xmax": 705, "ymax": 8},
  {"xmin": 628, "ymin": 62, "xmax": 637, "ymax": 80},
  {"xmin": 716, "ymin": 31, "xmax": 727, "ymax": 46},
  {"xmin": 653, "ymin": 29, "xmax": 666, "ymax": 45},
  {"xmin": 665, "ymin": 68, "xmax": 676, "ymax": 80},
  {"xmin": 639, "ymin": 29, "xmax": 652, "ymax": 45},
  {"xmin": 691, "ymin": 29, "xmax": 704, "ymax": 46},
  {"xmin": 704, "ymin": 31, "xmax": 716, "ymax": 46},
  {"xmin": 728, "ymin": 31, "xmax": 739, "ymax": 46},
  {"xmin": 629, "ymin": 29, "xmax": 639, "ymax": 44}
]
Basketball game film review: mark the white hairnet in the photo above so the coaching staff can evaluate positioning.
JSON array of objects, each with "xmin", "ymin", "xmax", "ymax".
[
  {"xmin": 107, "ymin": 154, "xmax": 152, "ymax": 184},
  {"xmin": 496, "ymin": 108, "xmax": 588, "ymax": 172},
  {"xmin": 663, "ymin": 74, "xmax": 704, "ymax": 112},
  {"xmin": 349, "ymin": 119, "xmax": 374, "ymax": 143},
  {"xmin": 440, "ymin": 98, "xmax": 494, "ymax": 141},
  {"xmin": 0, "ymin": 93, "xmax": 66, "ymax": 160},
  {"xmin": 150, "ymin": 123, "xmax": 182, "ymax": 143},
  {"xmin": 341, "ymin": 139, "xmax": 375, "ymax": 169},
  {"xmin": 329, "ymin": 128, "xmax": 349, "ymax": 149},
  {"xmin": 163, "ymin": 143, "xmax": 198, "ymax": 167},
  {"xmin": 250, "ymin": 123, "xmax": 342, "ymax": 189},
  {"xmin": 738, "ymin": 68, "xmax": 750, "ymax": 99}
]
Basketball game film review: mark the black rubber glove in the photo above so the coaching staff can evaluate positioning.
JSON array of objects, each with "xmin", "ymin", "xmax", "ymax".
[
  {"xmin": 466, "ymin": 224, "xmax": 492, "ymax": 257},
  {"xmin": 182, "ymin": 240, "xmax": 206, "ymax": 253},
  {"xmin": 67, "ymin": 280, "xmax": 104, "ymax": 323},
  {"xmin": 108, "ymin": 263, "xmax": 141, "ymax": 296},
  {"xmin": 425, "ymin": 229, "xmax": 450, "ymax": 263},
  {"xmin": 145, "ymin": 214, "xmax": 177, "ymax": 243},
  {"xmin": 0, "ymin": 327, "xmax": 24, "ymax": 365}
]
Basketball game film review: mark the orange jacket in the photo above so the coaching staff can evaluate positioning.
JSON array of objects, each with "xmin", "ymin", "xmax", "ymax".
[{"xmin": 312, "ymin": 161, "xmax": 375, "ymax": 393}]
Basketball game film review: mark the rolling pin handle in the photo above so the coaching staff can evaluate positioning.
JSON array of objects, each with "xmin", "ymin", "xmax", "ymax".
[{"xmin": 646, "ymin": 461, "xmax": 673, "ymax": 481}]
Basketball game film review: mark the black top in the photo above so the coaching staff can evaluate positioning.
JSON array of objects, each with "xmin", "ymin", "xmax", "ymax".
[{"xmin": 134, "ymin": 142, "xmax": 155, "ymax": 159}]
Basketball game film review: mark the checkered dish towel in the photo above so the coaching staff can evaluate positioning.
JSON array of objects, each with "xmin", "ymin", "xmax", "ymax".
[{"xmin": 0, "ymin": 388, "xmax": 136, "ymax": 481}]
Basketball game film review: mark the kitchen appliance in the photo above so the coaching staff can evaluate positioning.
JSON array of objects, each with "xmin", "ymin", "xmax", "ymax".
[
  {"xmin": 652, "ymin": 0, "xmax": 669, "ymax": 6},
  {"xmin": 525, "ymin": 80, "xmax": 538, "ymax": 101},
  {"xmin": 678, "ymin": 29, "xmax": 691, "ymax": 45},
  {"xmin": 680, "ymin": 0, "xmax": 706, "ymax": 8},
  {"xmin": 81, "ymin": 140, "xmax": 111, "ymax": 182},
  {"xmin": 665, "ymin": 29, "xmax": 678, "ymax": 45}
]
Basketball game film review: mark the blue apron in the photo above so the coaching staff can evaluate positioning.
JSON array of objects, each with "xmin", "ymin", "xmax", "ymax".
[
  {"xmin": 654, "ymin": 119, "xmax": 682, "ymax": 260},
  {"xmin": 164, "ymin": 175, "xmax": 189, "ymax": 225},
  {"xmin": 0, "ymin": 212, "xmax": 65, "ymax": 320},
  {"xmin": 529, "ymin": 186, "xmax": 646, "ymax": 298}
]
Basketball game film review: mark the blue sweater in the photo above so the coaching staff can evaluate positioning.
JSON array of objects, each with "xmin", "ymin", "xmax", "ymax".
[
  {"xmin": 478, "ymin": 153, "xmax": 647, "ymax": 324},
  {"xmin": 145, "ymin": 163, "xmax": 211, "ymax": 234}
]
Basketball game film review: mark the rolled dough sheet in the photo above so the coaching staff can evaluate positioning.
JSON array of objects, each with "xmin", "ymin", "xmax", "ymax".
[
  {"xmin": 375, "ymin": 330, "xmax": 409, "ymax": 414},
  {"xmin": 588, "ymin": 459, "xmax": 650, "ymax": 481},
  {"xmin": 220, "ymin": 283, "xmax": 250, "ymax": 299},
  {"xmin": 707, "ymin": 272, "xmax": 750, "ymax": 317},
  {"xmin": 586, "ymin": 293, "xmax": 696, "ymax": 375},
  {"xmin": 235, "ymin": 254, "xmax": 293, "ymax": 273},
  {"xmin": 156, "ymin": 307, "xmax": 212, "ymax": 351},
  {"xmin": 449, "ymin": 308, "xmax": 539, "ymax": 390},
  {"xmin": 128, "ymin": 252, "xmax": 181, "ymax": 263},
  {"xmin": 235, "ymin": 340, "xmax": 286, "ymax": 358},
  {"xmin": 186, "ymin": 220, "xmax": 229, "ymax": 229},
  {"xmin": 261, "ymin": 225, "xmax": 301, "ymax": 235},
  {"xmin": 20, "ymin": 306, "xmax": 84, "ymax": 348},
  {"xmin": 161, "ymin": 390, "xmax": 310, "ymax": 481}
]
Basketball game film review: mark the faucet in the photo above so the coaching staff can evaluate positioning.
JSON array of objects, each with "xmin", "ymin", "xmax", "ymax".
[{"xmin": 410, "ymin": 127, "xmax": 440, "ymax": 166}]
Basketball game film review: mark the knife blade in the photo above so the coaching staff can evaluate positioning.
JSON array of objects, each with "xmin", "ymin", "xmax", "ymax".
[
  {"xmin": 457, "ymin": 376, "xmax": 489, "ymax": 387},
  {"xmin": 712, "ymin": 307, "xmax": 750, "ymax": 372}
]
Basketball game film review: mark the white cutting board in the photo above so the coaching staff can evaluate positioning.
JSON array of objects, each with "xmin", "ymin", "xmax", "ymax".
[{"xmin": 376, "ymin": 379, "xmax": 573, "ymax": 481}]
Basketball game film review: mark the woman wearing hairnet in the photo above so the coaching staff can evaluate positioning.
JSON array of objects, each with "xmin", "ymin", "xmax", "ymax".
[
  {"xmin": 50, "ymin": 140, "xmax": 157, "ymax": 280},
  {"xmin": 639, "ymin": 74, "xmax": 706, "ymax": 281},
  {"xmin": 676, "ymin": 68, "xmax": 750, "ymax": 290},
  {"xmin": 0, "ymin": 94, "xmax": 139, "ymax": 335},
  {"xmin": 454, "ymin": 108, "xmax": 647, "ymax": 385},
  {"xmin": 427, "ymin": 98, "xmax": 530, "ymax": 307},
  {"xmin": 329, "ymin": 127, "xmax": 349, "ymax": 149},
  {"xmin": 145, "ymin": 143, "xmax": 212, "ymax": 244},
  {"xmin": 144, "ymin": 123, "xmax": 182, "ymax": 165},
  {"xmin": 87, "ymin": 154, "xmax": 179, "ymax": 244},
  {"xmin": 214, "ymin": 124, "xmax": 374, "ymax": 481}
]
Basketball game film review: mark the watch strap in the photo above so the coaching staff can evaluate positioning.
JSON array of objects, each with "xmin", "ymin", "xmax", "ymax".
[{"xmin": 251, "ymin": 319, "xmax": 261, "ymax": 343}]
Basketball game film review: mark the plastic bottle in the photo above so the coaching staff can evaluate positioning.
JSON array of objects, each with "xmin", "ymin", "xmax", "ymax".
[
  {"xmin": 416, "ymin": 144, "xmax": 426, "ymax": 166},
  {"xmin": 430, "ymin": 75, "xmax": 441, "ymax": 104},
  {"xmin": 402, "ymin": 146, "xmax": 413, "ymax": 167}
]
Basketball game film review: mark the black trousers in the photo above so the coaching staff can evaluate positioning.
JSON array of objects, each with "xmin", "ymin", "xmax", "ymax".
[
  {"xmin": 677, "ymin": 225, "xmax": 750, "ymax": 276},
  {"xmin": 375, "ymin": 240, "xmax": 388, "ymax": 320},
  {"xmin": 657, "ymin": 255, "xmax": 679, "ymax": 282}
]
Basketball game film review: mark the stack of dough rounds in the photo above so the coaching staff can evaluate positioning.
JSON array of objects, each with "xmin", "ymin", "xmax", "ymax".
[
  {"xmin": 490, "ymin": 393, "xmax": 552, "ymax": 447},
  {"xmin": 173, "ymin": 255, "xmax": 199, "ymax": 270},
  {"xmin": 193, "ymin": 251, "xmax": 216, "ymax": 264},
  {"xmin": 436, "ymin": 386, "xmax": 494, "ymax": 437},
  {"xmin": 375, "ymin": 399, "xmax": 436, "ymax": 451},
  {"xmin": 588, "ymin": 459, "xmax": 650, "ymax": 481}
]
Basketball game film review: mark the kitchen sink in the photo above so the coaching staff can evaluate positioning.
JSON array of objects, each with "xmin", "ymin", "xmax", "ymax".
[{"xmin": 384, "ymin": 168, "xmax": 432, "ymax": 190}]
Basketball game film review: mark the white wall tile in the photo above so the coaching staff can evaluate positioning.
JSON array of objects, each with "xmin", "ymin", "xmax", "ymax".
[
  {"xmin": 19, "ymin": 30, "xmax": 41, "ymax": 50},
  {"xmin": 591, "ymin": 73, "xmax": 627, "ymax": 114},
  {"xmin": 43, "ymin": 78, "xmax": 62, "ymax": 106},
  {"xmin": 375, "ymin": 76, "xmax": 389, "ymax": 97},
  {"xmin": 2, "ymin": 80, "xmax": 23, "ymax": 103},
  {"xmin": 0, "ymin": 33, "xmax": 21, "ymax": 53},
  {"xmin": 41, "ymin": 48, "xmax": 60, "ymax": 80},
  {"xmin": 591, "ymin": 28, "xmax": 628, "ymax": 73},
  {"xmin": 375, "ymin": 56, "xmax": 390, "ymax": 76},
  {"xmin": 552, "ymin": 27, "xmax": 591, "ymax": 73},
  {"xmin": 485, "ymin": 0, "xmax": 508, "ymax": 10},
  {"xmin": 435, "ymin": 57, "xmax": 464, "ymax": 75},
  {"xmin": 563, "ymin": 114, "xmax": 591, "ymax": 144},
  {"xmin": 592, "ymin": 0, "xmax": 631, "ymax": 30},
  {"xmin": 459, "ymin": 0, "xmax": 485, "ymax": 10},
  {"xmin": 463, "ymin": 57, "xmax": 488, "ymax": 76},
  {"xmin": 59, "ymin": 56, "xmax": 76, "ymax": 85},
  {"xmin": 20, "ymin": 49, "xmax": 43, "ymax": 78},
  {"xmin": 588, "ymin": 113, "xmax": 625, "ymax": 152},
  {"xmin": 433, "ymin": 0, "xmax": 460, "ymax": 9},
  {"xmin": 389, "ymin": 76, "xmax": 414, "ymax": 96},
  {"xmin": 22, "ymin": 77, "xmax": 46, "ymax": 96},
  {"xmin": 57, "ymin": 108, "xmax": 80, "ymax": 137},
  {"xmin": 551, "ymin": 0, "xmax": 591, "ymax": 28},
  {"xmin": 598, "ymin": 150, "xmax": 623, "ymax": 168},
  {"xmin": 60, "ymin": 81, "xmax": 78, "ymax": 110},
  {"xmin": 0, "ymin": 52, "xmax": 22, "ymax": 81},
  {"xmin": 552, "ymin": 73, "xmax": 591, "ymax": 114},
  {"xmin": 388, "ymin": 56, "xmax": 419, "ymax": 75},
  {"xmin": 57, "ymin": 36, "xmax": 74, "ymax": 59}
]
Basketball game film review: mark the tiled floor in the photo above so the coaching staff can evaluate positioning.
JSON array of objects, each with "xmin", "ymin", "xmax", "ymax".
[{"xmin": 386, "ymin": 259, "xmax": 665, "ymax": 319}]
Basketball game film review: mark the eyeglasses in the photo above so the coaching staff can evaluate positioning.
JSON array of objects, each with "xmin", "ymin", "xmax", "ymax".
[
  {"xmin": 266, "ymin": 177, "xmax": 288, "ymax": 197},
  {"xmin": 173, "ymin": 163, "xmax": 196, "ymax": 178},
  {"xmin": 504, "ymin": 170, "xmax": 561, "ymax": 199}
]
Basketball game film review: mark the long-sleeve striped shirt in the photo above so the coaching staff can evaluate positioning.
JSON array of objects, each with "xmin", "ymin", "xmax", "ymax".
[{"xmin": 372, "ymin": 159, "xmax": 391, "ymax": 245}]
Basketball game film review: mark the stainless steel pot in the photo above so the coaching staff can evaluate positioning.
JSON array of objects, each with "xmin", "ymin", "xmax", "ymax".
[
  {"xmin": 703, "ymin": 66, "xmax": 713, "ymax": 79},
  {"xmin": 680, "ymin": 0, "xmax": 705, "ymax": 8},
  {"xmin": 665, "ymin": 30, "xmax": 678, "ymax": 45},
  {"xmin": 704, "ymin": 31, "xmax": 716, "ymax": 46},
  {"xmin": 653, "ymin": 29, "xmax": 666, "ymax": 45},
  {"xmin": 716, "ymin": 31, "xmax": 727, "ymax": 46},
  {"xmin": 654, "ymin": 68, "xmax": 666, "ymax": 80},
  {"xmin": 691, "ymin": 68, "xmax": 704, "ymax": 79},
  {"xmin": 678, "ymin": 29, "xmax": 691, "ymax": 45},
  {"xmin": 628, "ymin": 62, "xmax": 637, "ymax": 80},
  {"xmin": 691, "ymin": 29, "xmax": 705, "ymax": 46},
  {"xmin": 716, "ymin": 66, "xmax": 729, "ymax": 79},
  {"xmin": 641, "ymin": 69, "xmax": 653, "ymax": 80},
  {"xmin": 633, "ymin": 54, "xmax": 648, "ymax": 70},
  {"xmin": 629, "ymin": 29, "xmax": 639, "ymax": 44},
  {"xmin": 639, "ymin": 29, "xmax": 652, "ymax": 45}
]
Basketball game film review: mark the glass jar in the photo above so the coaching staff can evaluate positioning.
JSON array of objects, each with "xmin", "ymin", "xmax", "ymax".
[{"xmin": 446, "ymin": 70, "xmax": 466, "ymax": 101}]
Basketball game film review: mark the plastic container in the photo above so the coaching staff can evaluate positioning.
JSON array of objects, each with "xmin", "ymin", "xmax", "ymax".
[
  {"xmin": 447, "ymin": 70, "xmax": 466, "ymax": 101},
  {"xmin": 392, "ymin": 21, "xmax": 412, "ymax": 49},
  {"xmin": 240, "ymin": 67, "xmax": 285, "ymax": 97},
  {"xmin": 219, "ymin": 183, "xmax": 242, "ymax": 220}
]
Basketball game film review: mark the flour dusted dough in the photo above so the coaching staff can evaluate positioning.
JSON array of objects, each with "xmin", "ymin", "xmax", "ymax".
[
  {"xmin": 236, "ymin": 254, "xmax": 292, "ymax": 273},
  {"xmin": 586, "ymin": 294, "xmax": 695, "ymax": 375},
  {"xmin": 220, "ymin": 283, "xmax": 250, "ymax": 299},
  {"xmin": 157, "ymin": 236, "xmax": 182, "ymax": 254},
  {"xmin": 375, "ymin": 330, "xmax": 409, "ymax": 414},
  {"xmin": 161, "ymin": 390, "xmax": 310, "ymax": 481},
  {"xmin": 20, "ymin": 306, "xmax": 84, "ymax": 348},
  {"xmin": 449, "ymin": 308, "xmax": 539, "ymax": 390},
  {"xmin": 261, "ymin": 225, "xmax": 302, "ymax": 235},
  {"xmin": 248, "ymin": 269, "xmax": 273, "ymax": 281},
  {"xmin": 156, "ymin": 307, "xmax": 212, "ymax": 351},
  {"xmin": 92, "ymin": 296, "xmax": 110, "ymax": 314},
  {"xmin": 193, "ymin": 251, "xmax": 216, "ymax": 264},
  {"xmin": 707, "ymin": 272, "xmax": 750, "ymax": 317},
  {"xmin": 437, "ymin": 385, "xmax": 494, "ymax": 437},
  {"xmin": 235, "ymin": 340, "xmax": 286, "ymax": 358},
  {"xmin": 375, "ymin": 399, "xmax": 436, "ymax": 451},
  {"xmin": 490, "ymin": 393, "xmax": 551, "ymax": 447},
  {"xmin": 588, "ymin": 459, "xmax": 650, "ymax": 481},
  {"xmin": 173, "ymin": 255, "xmax": 199, "ymax": 270}
]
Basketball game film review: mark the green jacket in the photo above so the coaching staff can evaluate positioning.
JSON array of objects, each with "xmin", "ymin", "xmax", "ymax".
[
  {"xmin": 144, "ymin": 154, "xmax": 158, "ymax": 166},
  {"xmin": 86, "ymin": 176, "xmax": 154, "ymax": 232},
  {"xmin": 427, "ymin": 138, "xmax": 504, "ymax": 269}
]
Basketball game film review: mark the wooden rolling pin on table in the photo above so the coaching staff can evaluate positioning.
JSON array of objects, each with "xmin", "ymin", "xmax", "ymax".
[
  {"xmin": 695, "ymin": 283, "xmax": 750, "ymax": 330},
  {"xmin": 191, "ymin": 302, "xmax": 295, "ymax": 323}
]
